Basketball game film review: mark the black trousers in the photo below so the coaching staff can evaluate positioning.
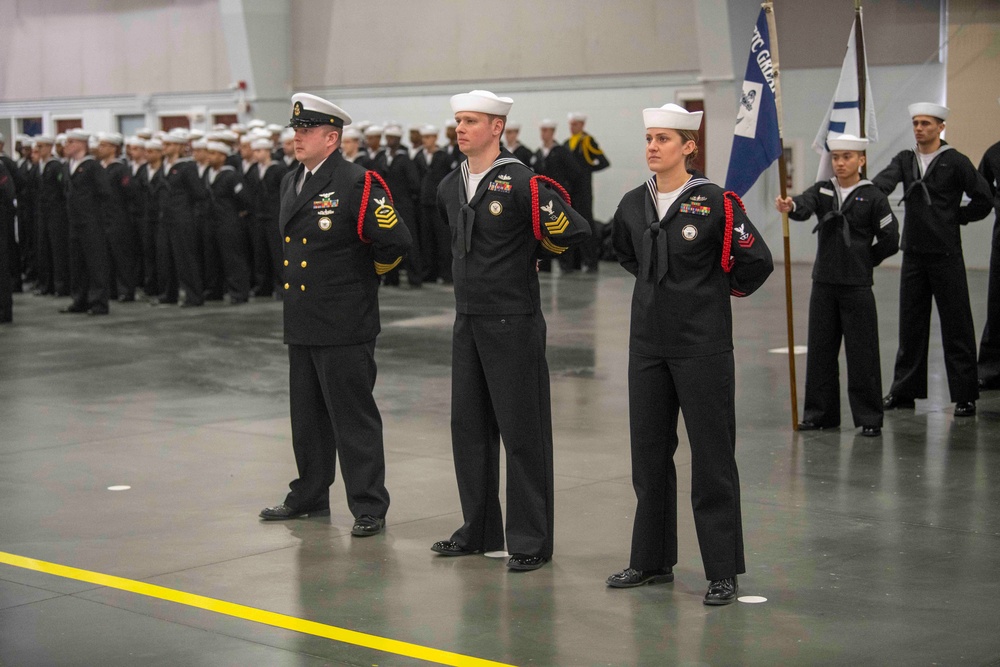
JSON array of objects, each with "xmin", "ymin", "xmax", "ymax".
[
  {"xmin": 804, "ymin": 282, "xmax": 883, "ymax": 428},
  {"xmin": 68, "ymin": 221, "xmax": 110, "ymax": 310},
  {"xmin": 201, "ymin": 217, "xmax": 224, "ymax": 301},
  {"xmin": 249, "ymin": 217, "xmax": 273, "ymax": 296},
  {"xmin": 284, "ymin": 341, "xmax": 389, "ymax": 519},
  {"xmin": 0, "ymin": 213, "xmax": 10, "ymax": 322},
  {"xmin": 889, "ymin": 251, "xmax": 979, "ymax": 403},
  {"xmin": 139, "ymin": 215, "xmax": 158, "ymax": 296},
  {"xmin": 170, "ymin": 217, "xmax": 204, "ymax": 306},
  {"xmin": 449, "ymin": 311, "xmax": 554, "ymax": 558},
  {"xmin": 108, "ymin": 221, "xmax": 140, "ymax": 299},
  {"xmin": 978, "ymin": 224, "xmax": 1000, "ymax": 387},
  {"xmin": 627, "ymin": 351, "xmax": 744, "ymax": 581},
  {"xmin": 155, "ymin": 222, "xmax": 179, "ymax": 303},
  {"xmin": 211, "ymin": 218, "xmax": 251, "ymax": 300}
]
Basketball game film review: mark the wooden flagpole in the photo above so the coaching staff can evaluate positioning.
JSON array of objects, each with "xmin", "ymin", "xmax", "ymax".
[
  {"xmin": 763, "ymin": 1, "xmax": 799, "ymax": 431},
  {"xmin": 855, "ymin": 0, "xmax": 868, "ymax": 177}
]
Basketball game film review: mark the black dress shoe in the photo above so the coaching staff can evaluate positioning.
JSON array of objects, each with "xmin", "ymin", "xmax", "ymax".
[
  {"xmin": 351, "ymin": 515, "xmax": 385, "ymax": 536},
  {"xmin": 883, "ymin": 394, "xmax": 915, "ymax": 410},
  {"xmin": 798, "ymin": 421, "xmax": 837, "ymax": 431},
  {"xmin": 861, "ymin": 425, "xmax": 881, "ymax": 437},
  {"xmin": 430, "ymin": 540, "xmax": 481, "ymax": 556},
  {"xmin": 259, "ymin": 503, "xmax": 329, "ymax": 521},
  {"xmin": 955, "ymin": 401, "xmax": 976, "ymax": 417},
  {"xmin": 606, "ymin": 567, "xmax": 674, "ymax": 588},
  {"xmin": 507, "ymin": 554, "xmax": 547, "ymax": 571},
  {"xmin": 87, "ymin": 305, "xmax": 109, "ymax": 316},
  {"xmin": 704, "ymin": 577, "xmax": 738, "ymax": 606},
  {"xmin": 59, "ymin": 304, "xmax": 88, "ymax": 314}
]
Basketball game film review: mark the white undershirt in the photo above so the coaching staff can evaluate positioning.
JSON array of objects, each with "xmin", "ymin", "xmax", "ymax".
[
  {"xmin": 655, "ymin": 182, "xmax": 687, "ymax": 220},
  {"xmin": 917, "ymin": 150, "xmax": 935, "ymax": 176},
  {"xmin": 836, "ymin": 180, "xmax": 862, "ymax": 204},
  {"xmin": 467, "ymin": 170, "xmax": 487, "ymax": 201}
]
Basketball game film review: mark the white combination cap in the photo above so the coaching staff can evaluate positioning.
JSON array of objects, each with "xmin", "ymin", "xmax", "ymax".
[
  {"xmin": 251, "ymin": 138, "xmax": 273, "ymax": 150},
  {"xmin": 567, "ymin": 112, "xmax": 587, "ymax": 122},
  {"xmin": 289, "ymin": 92, "xmax": 352, "ymax": 128},
  {"xmin": 908, "ymin": 102, "xmax": 949, "ymax": 120},
  {"xmin": 206, "ymin": 141, "xmax": 231, "ymax": 155},
  {"xmin": 643, "ymin": 103, "xmax": 703, "ymax": 131},
  {"xmin": 450, "ymin": 90, "xmax": 514, "ymax": 116},
  {"xmin": 826, "ymin": 134, "xmax": 869, "ymax": 152}
]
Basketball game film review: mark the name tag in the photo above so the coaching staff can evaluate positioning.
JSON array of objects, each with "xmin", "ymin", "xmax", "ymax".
[{"xmin": 819, "ymin": 187, "xmax": 834, "ymax": 197}]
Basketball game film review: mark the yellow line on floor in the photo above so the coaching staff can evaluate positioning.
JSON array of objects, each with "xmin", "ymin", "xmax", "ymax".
[{"xmin": 0, "ymin": 551, "xmax": 514, "ymax": 667}]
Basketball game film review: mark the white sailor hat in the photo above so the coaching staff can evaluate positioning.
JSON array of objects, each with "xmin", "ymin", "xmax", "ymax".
[
  {"xmin": 289, "ymin": 92, "xmax": 352, "ymax": 128},
  {"xmin": 356, "ymin": 120, "xmax": 372, "ymax": 130},
  {"xmin": 15, "ymin": 133, "xmax": 30, "ymax": 143},
  {"xmin": 145, "ymin": 139, "xmax": 164, "ymax": 151},
  {"xmin": 506, "ymin": 121, "xmax": 521, "ymax": 131},
  {"xmin": 230, "ymin": 123, "xmax": 247, "ymax": 133},
  {"xmin": 643, "ymin": 103, "xmax": 703, "ymax": 131},
  {"xmin": 247, "ymin": 119, "xmax": 266, "ymax": 130},
  {"xmin": 188, "ymin": 129, "xmax": 205, "ymax": 141},
  {"xmin": 450, "ymin": 90, "xmax": 513, "ymax": 116},
  {"xmin": 280, "ymin": 128, "xmax": 295, "ymax": 141},
  {"xmin": 251, "ymin": 138, "xmax": 273, "ymax": 150},
  {"xmin": 164, "ymin": 128, "xmax": 190, "ymax": 144},
  {"xmin": 908, "ymin": 102, "xmax": 949, "ymax": 121},
  {"xmin": 420, "ymin": 125, "xmax": 439, "ymax": 136},
  {"xmin": 266, "ymin": 123, "xmax": 284, "ymax": 134},
  {"xmin": 88, "ymin": 135, "xmax": 99, "ymax": 150},
  {"xmin": 364, "ymin": 125, "xmax": 384, "ymax": 137},
  {"xmin": 56, "ymin": 133, "xmax": 67, "ymax": 146},
  {"xmin": 445, "ymin": 119, "xmax": 458, "ymax": 129},
  {"xmin": 135, "ymin": 127, "xmax": 153, "ymax": 139},
  {"xmin": 239, "ymin": 133, "xmax": 253, "ymax": 144},
  {"xmin": 539, "ymin": 118, "xmax": 558, "ymax": 129},
  {"xmin": 218, "ymin": 130, "xmax": 239, "ymax": 143},
  {"xmin": 191, "ymin": 139, "xmax": 208, "ymax": 150},
  {"xmin": 206, "ymin": 141, "xmax": 231, "ymax": 155},
  {"xmin": 125, "ymin": 135, "xmax": 144, "ymax": 147},
  {"xmin": 212, "ymin": 123, "xmax": 228, "ymax": 131},
  {"xmin": 342, "ymin": 127, "xmax": 362, "ymax": 140},
  {"xmin": 154, "ymin": 130, "xmax": 168, "ymax": 140},
  {"xmin": 34, "ymin": 134, "xmax": 55, "ymax": 145},
  {"xmin": 65, "ymin": 128, "xmax": 90, "ymax": 141},
  {"xmin": 567, "ymin": 112, "xmax": 587, "ymax": 122},
  {"xmin": 384, "ymin": 125, "xmax": 403, "ymax": 137},
  {"xmin": 97, "ymin": 131, "xmax": 124, "ymax": 146},
  {"xmin": 826, "ymin": 134, "xmax": 869, "ymax": 152},
  {"xmin": 249, "ymin": 127, "xmax": 271, "ymax": 140}
]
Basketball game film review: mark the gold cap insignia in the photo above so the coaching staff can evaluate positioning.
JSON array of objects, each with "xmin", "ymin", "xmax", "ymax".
[{"xmin": 293, "ymin": 102, "xmax": 302, "ymax": 116}]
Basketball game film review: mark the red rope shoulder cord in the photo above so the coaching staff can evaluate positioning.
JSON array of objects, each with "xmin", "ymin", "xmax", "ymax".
[
  {"xmin": 529, "ymin": 175, "xmax": 572, "ymax": 241},
  {"xmin": 721, "ymin": 190, "xmax": 745, "ymax": 274},
  {"xmin": 357, "ymin": 170, "xmax": 395, "ymax": 244}
]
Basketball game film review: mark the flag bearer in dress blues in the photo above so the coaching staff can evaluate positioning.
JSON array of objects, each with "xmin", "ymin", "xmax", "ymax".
[{"xmin": 776, "ymin": 134, "xmax": 899, "ymax": 436}]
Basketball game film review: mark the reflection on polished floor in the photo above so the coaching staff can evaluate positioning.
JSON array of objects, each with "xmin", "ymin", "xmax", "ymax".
[{"xmin": 1, "ymin": 262, "xmax": 998, "ymax": 666}]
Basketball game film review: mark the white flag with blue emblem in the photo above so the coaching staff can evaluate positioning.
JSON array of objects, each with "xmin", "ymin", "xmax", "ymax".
[
  {"xmin": 812, "ymin": 15, "xmax": 878, "ymax": 181},
  {"xmin": 725, "ymin": 7, "xmax": 782, "ymax": 198}
]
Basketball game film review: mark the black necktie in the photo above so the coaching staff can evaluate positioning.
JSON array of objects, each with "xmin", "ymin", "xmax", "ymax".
[{"xmin": 300, "ymin": 170, "xmax": 312, "ymax": 194}]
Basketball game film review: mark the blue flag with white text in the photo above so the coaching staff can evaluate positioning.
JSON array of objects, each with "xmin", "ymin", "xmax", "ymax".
[{"xmin": 725, "ymin": 7, "xmax": 782, "ymax": 197}]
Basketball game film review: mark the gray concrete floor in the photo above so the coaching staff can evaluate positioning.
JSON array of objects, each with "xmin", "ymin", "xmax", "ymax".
[{"xmin": 1, "ymin": 262, "xmax": 998, "ymax": 666}]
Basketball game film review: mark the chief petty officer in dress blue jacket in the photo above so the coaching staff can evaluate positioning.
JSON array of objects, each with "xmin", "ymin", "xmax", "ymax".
[
  {"xmin": 775, "ymin": 134, "xmax": 899, "ymax": 437},
  {"xmin": 259, "ymin": 93, "xmax": 411, "ymax": 539},
  {"xmin": 432, "ymin": 90, "xmax": 592, "ymax": 571},
  {"xmin": 609, "ymin": 103, "xmax": 773, "ymax": 605}
]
